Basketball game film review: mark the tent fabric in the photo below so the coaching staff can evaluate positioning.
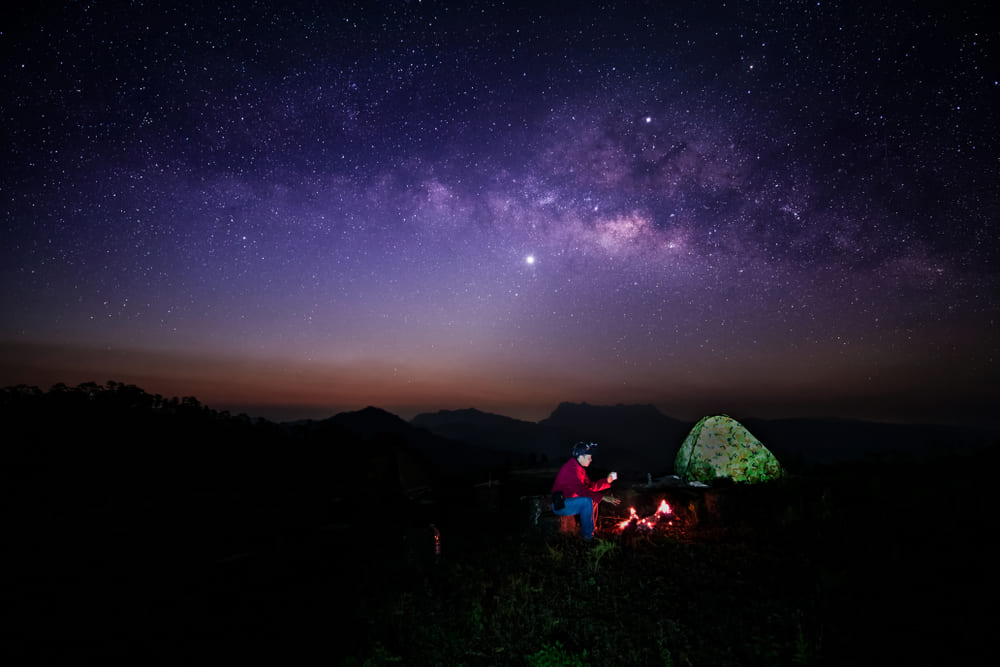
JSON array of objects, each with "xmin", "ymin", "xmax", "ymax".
[{"xmin": 674, "ymin": 415, "xmax": 784, "ymax": 483}]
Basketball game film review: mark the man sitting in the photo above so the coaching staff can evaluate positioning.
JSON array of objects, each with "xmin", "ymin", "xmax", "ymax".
[{"xmin": 551, "ymin": 441, "xmax": 620, "ymax": 540}]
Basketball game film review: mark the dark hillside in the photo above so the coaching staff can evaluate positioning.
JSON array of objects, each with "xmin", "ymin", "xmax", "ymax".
[
  {"xmin": 4, "ymin": 383, "xmax": 998, "ymax": 664},
  {"xmin": 743, "ymin": 416, "xmax": 1000, "ymax": 466},
  {"xmin": 410, "ymin": 402, "xmax": 1000, "ymax": 479},
  {"xmin": 411, "ymin": 407, "xmax": 564, "ymax": 466},
  {"xmin": 1, "ymin": 382, "xmax": 446, "ymax": 651},
  {"xmin": 322, "ymin": 405, "xmax": 509, "ymax": 472},
  {"xmin": 539, "ymin": 402, "xmax": 691, "ymax": 475}
]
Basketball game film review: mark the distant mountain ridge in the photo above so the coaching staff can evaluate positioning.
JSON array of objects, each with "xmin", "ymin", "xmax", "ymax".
[
  {"xmin": 740, "ymin": 416, "xmax": 999, "ymax": 465},
  {"xmin": 541, "ymin": 402, "xmax": 691, "ymax": 472},
  {"xmin": 5, "ymin": 382, "xmax": 996, "ymax": 479},
  {"xmin": 406, "ymin": 402, "xmax": 1000, "ymax": 474},
  {"xmin": 411, "ymin": 408, "xmax": 563, "ymax": 466},
  {"xmin": 412, "ymin": 403, "xmax": 689, "ymax": 475}
]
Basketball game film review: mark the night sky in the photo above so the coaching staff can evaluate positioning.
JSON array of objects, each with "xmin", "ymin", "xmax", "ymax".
[{"xmin": 2, "ymin": 1, "xmax": 997, "ymax": 424}]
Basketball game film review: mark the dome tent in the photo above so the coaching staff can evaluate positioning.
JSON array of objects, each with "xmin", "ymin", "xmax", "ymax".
[{"xmin": 674, "ymin": 415, "xmax": 784, "ymax": 483}]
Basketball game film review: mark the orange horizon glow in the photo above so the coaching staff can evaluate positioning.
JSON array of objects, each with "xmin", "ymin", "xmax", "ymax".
[{"xmin": 1, "ymin": 339, "xmax": 994, "ymax": 425}]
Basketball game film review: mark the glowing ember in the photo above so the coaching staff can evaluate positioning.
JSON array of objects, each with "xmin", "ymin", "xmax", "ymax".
[
  {"xmin": 430, "ymin": 523, "xmax": 441, "ymax": 556},
  {"xmin": 617, "ymin": 507, "xmax": 640, "ymax": 530},
  {"xmin": 615, "ymin": 499, "xmax": 673, "ymax": 532}
]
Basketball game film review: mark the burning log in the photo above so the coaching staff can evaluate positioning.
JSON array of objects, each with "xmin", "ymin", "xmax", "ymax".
[{"xmin": 615, "ymin": 499, "xmax": 673, "ymax": 532}]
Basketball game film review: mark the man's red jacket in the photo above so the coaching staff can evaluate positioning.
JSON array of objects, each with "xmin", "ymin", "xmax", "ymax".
[{"xmin": 551, "ymin": 458, "xmax": 610, "ymax": 502}]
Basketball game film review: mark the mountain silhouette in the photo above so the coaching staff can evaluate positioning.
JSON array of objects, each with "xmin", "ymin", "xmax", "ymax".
[
  {"xmin": 410, "ymin": 403, "xmax": 693, "ymax": 477},
  {"xmin": 326, "ymin": 405, "xmax": 415, "ymax": 437},
  {"xmin": 5, "ymin": 382, "xmax": 997, "ymax": 479},
  {"xmin": 741, "ymin": 417, "xmax": 997, "ymax": 466},
  {"xmin": 539, "ymin": 402, "xmax": 692, "ymax": 476},
  {"xmin": 411, "ymin": 408, "xmax": 563, "ymax": 465},
  {"xmin": 408, "ymin": 403, "xmax": 1000, "ymax": 476},
  {"xmin": 318, "ymin": 405, "xmax": 511, "ymax": 473}
]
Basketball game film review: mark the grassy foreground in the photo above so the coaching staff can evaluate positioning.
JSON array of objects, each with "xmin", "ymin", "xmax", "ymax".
[
  {"xmin": 9, "ymin": 451, "xmax": 997, "ymax": 666},
  {"xmin": 325, "ymin": 453, "xmax": 995, "ymax": 665}
]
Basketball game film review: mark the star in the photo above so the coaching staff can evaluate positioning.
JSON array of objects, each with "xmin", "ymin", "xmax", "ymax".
[{"xmin": 0, "ymin": 0, "xmax": 994, "ymax": 426}]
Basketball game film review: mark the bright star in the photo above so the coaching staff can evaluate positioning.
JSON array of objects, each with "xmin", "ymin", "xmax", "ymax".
[{"xmin": 525, "ymin": 255, "xmax": 536, "ymax": 265}]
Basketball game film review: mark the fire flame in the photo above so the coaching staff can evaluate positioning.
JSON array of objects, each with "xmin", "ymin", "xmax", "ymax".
[{"xmin": 616, "ymin": 499, "xmax": 673, "ymax": 531}]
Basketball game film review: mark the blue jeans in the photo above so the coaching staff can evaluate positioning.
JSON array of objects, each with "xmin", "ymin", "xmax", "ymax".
[{"xmin": 552, "ymin": 496, "xmax": 596, "ymax": 540}]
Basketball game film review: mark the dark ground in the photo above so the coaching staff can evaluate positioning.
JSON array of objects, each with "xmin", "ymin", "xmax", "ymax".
[{"xmin": 6, "ymin": 447, "xmax": 999, "ymax": 666}]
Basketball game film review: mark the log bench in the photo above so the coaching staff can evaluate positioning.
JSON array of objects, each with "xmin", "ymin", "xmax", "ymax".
[{"xmin": 522, "ymin": 494, "xmax": 578, "ymax": 535}]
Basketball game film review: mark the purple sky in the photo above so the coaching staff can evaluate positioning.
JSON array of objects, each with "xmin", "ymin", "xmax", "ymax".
[{"xmin": 2, "ymin": 1, "xmax": 997, "ymax": 424}]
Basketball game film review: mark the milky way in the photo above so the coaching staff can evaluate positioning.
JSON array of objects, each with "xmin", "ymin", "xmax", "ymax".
[{"xmin": 2, "ymin": 1, "xmax": 997, "ymax": 423}]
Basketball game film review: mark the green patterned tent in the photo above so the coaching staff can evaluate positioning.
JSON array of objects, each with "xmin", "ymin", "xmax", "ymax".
[{"xmin": 674, "ymin": 415, "xmax": 784, "ymax": 483}]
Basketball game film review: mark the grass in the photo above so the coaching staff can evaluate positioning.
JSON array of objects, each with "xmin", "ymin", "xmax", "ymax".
[
  {"xmin": 8, "ymin": 447, "xmax": 997, "ymax": 666},
  {"xmin": 324, "ymin": 450, "xmax": 998, "ymax": 666}
]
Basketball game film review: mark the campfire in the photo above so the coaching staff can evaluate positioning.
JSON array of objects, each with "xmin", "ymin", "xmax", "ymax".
[{"xmin": 615, "ymin": 499, "xmax": 673, "ymax": 532}]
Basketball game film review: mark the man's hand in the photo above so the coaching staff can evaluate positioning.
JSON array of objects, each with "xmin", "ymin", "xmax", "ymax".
[
  {"xmin": 607, "ymin": 471, "xmax": 618, "ymax": 483},
  {"xmin": 601, "ymin": 495, "xmax": 622, "ymax": 506}
]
